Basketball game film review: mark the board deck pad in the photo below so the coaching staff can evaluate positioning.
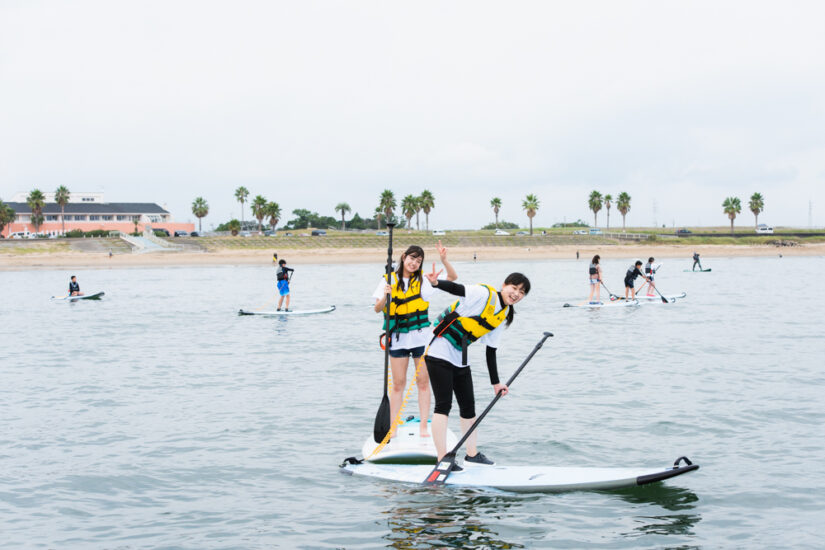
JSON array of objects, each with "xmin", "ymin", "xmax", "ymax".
[
  {"xmin": 340, "ymin": 459, "xmax": 699, "ymax": 493},
  {"xmin": 361, "ymin": 417, "xmax": 459, "ymax": 464},
  {"xmin": 238, "ymin": 305, "xmax": 335, "ymax": 316}
]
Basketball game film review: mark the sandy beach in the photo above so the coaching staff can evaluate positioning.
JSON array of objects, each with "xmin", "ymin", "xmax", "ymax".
[{"xmin": 1, "ymin": 242, "xmax": 821, "ymax": 270}]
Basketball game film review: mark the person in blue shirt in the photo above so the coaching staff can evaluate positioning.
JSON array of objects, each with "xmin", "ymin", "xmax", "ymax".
[{"xmin": 276, "ymin": 259, "xmax": 295, "ymax": 311}]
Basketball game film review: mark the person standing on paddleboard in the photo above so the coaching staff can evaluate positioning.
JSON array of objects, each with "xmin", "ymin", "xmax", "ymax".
[
  {"xmin": 692, "ymin": 252, "xmax": 702, "ymax": 271},
  {"xmin": 587, "ymin": 255, "xmax": 603, "ymax": 304},
  {"xmin": 641, "ymin": 257, "xmax": 657, "ymax": 296},
  {"xmin": 276, "ymin": 259, "xmax": 294, "ymax": 311},
  {"xmin": 68, "ymin": 275, "xmax": 83, "ymax": 297},
  {"xmin": 372, "ymin": 242, "xmax": 457, "ymax": 438},
  {"xmin": 624, "ymin": 261, "xmax": 650, "ymax": 300},
  {"xmin": 423, "ymin": 272, "xmax": 530, "ymax": 469}
]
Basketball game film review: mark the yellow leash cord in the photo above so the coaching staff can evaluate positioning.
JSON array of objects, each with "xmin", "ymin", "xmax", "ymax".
[{"xmin": 365, "ymin": 317, "xmax": 458, "ymax": 460}]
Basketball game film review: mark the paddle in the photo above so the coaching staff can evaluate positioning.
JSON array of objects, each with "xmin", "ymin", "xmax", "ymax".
[
  {"xmin": 600, "ymin": 281, "xmax": 619, "ymax": 301},
  {"xmin": 651, "ymin": 282, "xmax": 671, "ymax": 304},
  {"xmin": 422, "ymin": 331, "xmax": 553, "ymax": 486},
  {"xmin": 373, "ymin": 222, "xmax": 395, "ymax": 443}
]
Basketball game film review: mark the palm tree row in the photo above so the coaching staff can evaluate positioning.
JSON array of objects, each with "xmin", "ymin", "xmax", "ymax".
[
  {"xmin": 372, "ymin": 189, "xmax": 435, "ymax": 231},
  {"xmin": 723, "ymin": 193, "xmax": 764, "ymax": 234},
  {"xmin": 586, "ymin": 191, "xmax": 632, "ymax": 230},
  {"xmin": 231, "ymin": 187, "xmax": 282, "ymax": 234}
]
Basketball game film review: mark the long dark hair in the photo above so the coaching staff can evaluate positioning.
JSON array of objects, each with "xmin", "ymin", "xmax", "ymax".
[
  {"xmin": 502, "ymin": 272, "xmax": 531, "ymax": 327},
  {"xmin": 394, "ymin": 245, "xmax": 424, "ymax": 293},
  {"xmin": 591, "ymin": 255, "xmax": 600, "ymax": 264}
]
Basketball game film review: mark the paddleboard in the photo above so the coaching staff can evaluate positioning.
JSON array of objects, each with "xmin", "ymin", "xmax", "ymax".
[
  {"xmin": 238, "ymin": 305, "xmax": 336, "ymax": 316},
  {"xmin": 684, "ymin": 268, "xmax": 711, "ymax": 272},
  {"xmin": 52, "ymin": 292, "xmax": 105, "ymax": 301},
  {"xmin": 340, "ymin": 457, "xmax": 699, "ymax": 493},
  {"xmin": 361, "ymin": 417, "xmax": 459, "ymax": 464},
  {"xmin": 613, "ymin": 293, "xmax": 686, "ymax": 302},
  {"xmin": 563, "ymin": 299, "xmax": 639, "ymax": 308}
]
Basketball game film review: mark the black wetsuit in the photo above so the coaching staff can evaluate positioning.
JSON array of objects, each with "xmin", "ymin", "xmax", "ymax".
[
  {"xmin": 692, "ymin": 253, "xmax": 701, "ymax": 270},
  {"xmin": 276, "ymin": 266, "xmax": 294, "ymax": 281},
  {"xmin": 624, "ymin": 266, "xmax": 644, "ymax": 288},
  {"xmin": 69, "ymin": 281, "xmax": 80, "ymax": 294}
]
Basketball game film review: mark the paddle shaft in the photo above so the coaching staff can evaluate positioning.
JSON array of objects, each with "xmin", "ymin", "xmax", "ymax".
[
  {"xmin": 600, "ymin": 281, "xmax": 618, "ymax": 300},
  {"xmin": 446, "ymin": 331, "xmax": 553, "ymax": 456},
  {"xmin": 382, "ymin": 223, "xmax": 395, "ymax": 395}
]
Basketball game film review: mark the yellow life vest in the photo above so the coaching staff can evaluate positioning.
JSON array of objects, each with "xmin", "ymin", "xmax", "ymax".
[
  {"xmin": 434, "ymin": 284, "xmax": 509, "ymax": 352},
  {"xmin": 382, "ymin": 272, "xmax": 431, "ymax": 335}
]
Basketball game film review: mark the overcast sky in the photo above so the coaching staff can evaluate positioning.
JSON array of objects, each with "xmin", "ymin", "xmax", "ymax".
[{"xmin": 2, "ymin": 1, "xmax": 824, "ymax": 230}]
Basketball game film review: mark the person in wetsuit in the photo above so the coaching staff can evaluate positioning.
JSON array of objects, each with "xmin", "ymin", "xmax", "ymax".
[
  {"xmin": 587, "ymin": 255, "xmax": 603, "ymax": 304},
  {"xmin": 624, "ymin": 261, "xmax": 650, "ymax": 300},
  {"xmin": 692, "ymin": 252, "xmax": 702, "ymax": 271},
  {"xmin": 68, "ymin": 275, "xmax": 83, "ymax": 296},
  {"xmin": 276, "ymin": 259, "xmax": 294, "ymax": 311},
  {"xmin": 424, "ymin": 272, "xmax": 530, "ymax": 469}
]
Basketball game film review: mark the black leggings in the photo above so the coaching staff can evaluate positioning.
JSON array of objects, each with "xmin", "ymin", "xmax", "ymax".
[{"xmin": 426, "ymin": 355, "xmax": 476, "ymax": 419}]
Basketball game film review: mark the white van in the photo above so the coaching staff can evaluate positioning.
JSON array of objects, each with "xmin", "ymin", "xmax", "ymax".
[
  {"xmin": 9, "ymin": 231, "xmax": 31, "ymax": 239},
  {"xmin": 432, "ymin": 230, "xmax": 446, "ymax": 236},
  {"xmin": 755, "ymin": 225, "xmax": 774, "ymax": 234}
]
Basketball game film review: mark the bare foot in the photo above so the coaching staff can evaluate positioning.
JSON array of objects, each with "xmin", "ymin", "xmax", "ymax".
[{"xmin": 420, "ymin": 430, "xmax": 431, "ymax": 438}]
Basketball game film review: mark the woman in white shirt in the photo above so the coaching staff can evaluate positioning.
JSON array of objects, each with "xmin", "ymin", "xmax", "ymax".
[{"xmin": 372, "ymin": 242, "xmax": 457, "ymax": 438}]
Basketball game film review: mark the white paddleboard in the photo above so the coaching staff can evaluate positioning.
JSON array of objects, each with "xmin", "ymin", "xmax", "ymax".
[
  {"xmin": 612, "ymin": 293, "xmax": 686, "ymax": 303},
  {"xmin": 238, "ymin": 305, "xmax": 335, "ymax": 316},
  {"xmin": 361, "ymin": 417, "xmax": 459, "ymax": 464},
  {"xmin": 340, "ymin": 457, "xmax": 699, "ymax": 493},
  {"xmin": 52, "ymin": 292, "xmax": 105, "ymax": 301},
  {"xmin": 563, "ymin": 299, "xmax": 639, "ymax": 308}
]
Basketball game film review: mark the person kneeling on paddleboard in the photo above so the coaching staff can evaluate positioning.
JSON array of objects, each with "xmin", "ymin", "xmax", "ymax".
[
  {"xmin": 372, "ymin": 242, "xmax": 457, "ymax": 439},
  {"xmin": 276, "ymin": 259, "xmax": 294, "ymax": 311},
  {"xmin": 423, "ymin": 272, "xmax": 530, "ymax": 470},
  {"xmin": 69, "ymin": 275, "xmax": 83, "ymax": 297},
  {"xmin": 624, "ymin": 261, "xmax": 650, "ymax": 300}
]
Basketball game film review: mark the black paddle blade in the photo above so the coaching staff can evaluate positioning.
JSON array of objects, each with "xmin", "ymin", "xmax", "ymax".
[
  {"xmin": 373, "ymin": 395, "xmax": 391, "ymax": 443},
  {"xmin": 422, "ymin": 452, "xmax": 457, "ymax": 486}
]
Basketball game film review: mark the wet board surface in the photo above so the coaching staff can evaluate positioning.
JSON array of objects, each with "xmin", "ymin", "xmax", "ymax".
[
  {"xmin": 238, "ymin": 305, "xmax": 335, "ymax": 316},
  {"xmin": 340, "ymin": 459, "xmax": 699, "ymax": 493},
  {"xmin": 684, "ymin": 268, "xmax": 712, "ymax": 272},
  {"xmin": 361, "ymin": 417, "xmax": 459, "ymax": 464}
]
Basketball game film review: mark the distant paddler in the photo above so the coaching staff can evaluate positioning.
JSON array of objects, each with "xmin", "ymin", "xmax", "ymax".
[
  {"xmin": 587, "ymin": 255, "xmax": 603, "ymax": 304},
  {"xmin": 692, "ymin": 252, "xmax": 702, "ymax": 271},
  {"xmin": 372, "ymin": 241, "xmax": 457, "ymax": 438},
  {"xmin": 637, "ymin": 257, "xmax": 658, "ymax": 297},
  {"xmin": 276, "ymin": 259, "xmax": 294, "ymax": 311},
  {"xmin": 624, "ymin": 261, "xmax": 651, "ymax": 300},
  {"xmin": 68, "ymin": 275, "xmax": 84, "ymax": 297}
]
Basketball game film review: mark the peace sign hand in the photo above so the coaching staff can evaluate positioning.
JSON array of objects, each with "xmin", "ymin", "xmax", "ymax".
[
  {"xmin": 436, "ymin": 240, "xmax": 448, "ymax": 261},
  {"xmin": 424, "ymin": 262, "xmax": 443, "ymax": 285}
]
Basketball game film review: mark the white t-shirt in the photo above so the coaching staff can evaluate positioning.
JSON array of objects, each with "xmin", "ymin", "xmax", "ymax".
[
  {"xmin": 372, "ymin": 275, "xmax": 435, "ymax": 350},
  {"xmin": 427, "ymin": 284, "xmax": 506, "ymax": 367}
]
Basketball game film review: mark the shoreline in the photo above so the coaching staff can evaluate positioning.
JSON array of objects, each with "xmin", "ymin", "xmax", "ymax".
[{"xmin": 1, "ymin": 242, "xmax": 821, "ymax": 270}]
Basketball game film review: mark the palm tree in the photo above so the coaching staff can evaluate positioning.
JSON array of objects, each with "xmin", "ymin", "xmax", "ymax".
[
  {"xmin": 266, "ymin": 202, "xmax": 281, "ymax": 231},
  {"xmin": 617, "ymin": 192, "xmax": 631, "ymax": 230},
  {"xmin": 379, "ymin": 189, "xmax": 396, "ymax": 227},
  {"xmin": 413, "ymin": 196, "xmax": 422, "ymax": 230},
  {"xmin": 26, "ymin": 189, "xmax": 46, "ymax": 234},
  {"xmin": 0, "ymin": 199, "xmax": 16, "ymax": 235},
  {"xmin": 722, "ymin": 196, "xmax": 742, "ymax": 235},
  {"xmin": 588, "ymin": 191, "xmax": 603, "ymax": 228},
  {"xmin": 419, "ymin": 190, "xmax": 435, "ymax": 231},
  {"xmin": 522, "ymin": 194, "xmax": 540, "ymax": 236},
  {"xmin": 227, "ymin": 219, "xmax": 241, "ymax": 236},
  {"xmin": 234, "ymin": 186, "xmax": 249, "ymax": 227},
  {"xmin": 401, "ymin": 194, "xmax": 417, "ymax": 233},
  {"xmin": 604, "ymin": 194, "xmax": 612, "ymax": 229},
  {"xmin": 335, "ymin": 202, "xmax": 351, "ymax": 230},
  {"xmin": 191, "ymin": 197, "xmax": 209, "ymax": 233},
  {"xmin": 490, "ymin": 197, "xmax": 502, "ymax": 228},
  {"xmin": 374, "ymin": 207, "xmax": 383, "ymax": 229},
  {"xmin": 749, "ymin": 192, "xmax": 765, "ymax": 228},
  {"xmin": 55, "ymin": 185, "xmax": 70, "ymax": 235},
  {"xmin": 251, "ymin": 195, "xmax": 268, "ymax": 232}
]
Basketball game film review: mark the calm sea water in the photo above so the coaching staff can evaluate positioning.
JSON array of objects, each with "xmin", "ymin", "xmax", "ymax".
[{"xmin": 2, "ymin": 254, "xmax": 823, "ymax": 549}]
